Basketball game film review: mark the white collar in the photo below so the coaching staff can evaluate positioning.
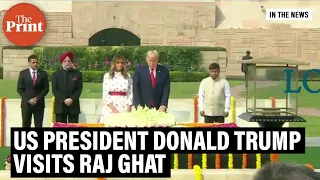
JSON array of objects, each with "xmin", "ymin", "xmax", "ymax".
[{"xmin": 29, "ymin": 68, "xmax": 37, "ymax": 72}]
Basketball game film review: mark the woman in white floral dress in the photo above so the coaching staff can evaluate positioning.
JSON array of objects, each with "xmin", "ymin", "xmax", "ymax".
[{"xmin": 99, "ymin": 56, "xmax": 133, "ymax": 123}]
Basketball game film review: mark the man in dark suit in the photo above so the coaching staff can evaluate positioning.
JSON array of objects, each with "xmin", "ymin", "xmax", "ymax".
[
  {"xmin": 241, "ymin": 50, "xmax": 253, "ymax": 87},
  {"xmin": 17, "ymin": 55, "xmax": 49, "ymax": 127},
  {"xmin": 52, "ymin": 52, "xmax": 83, "ymax": 123},
  {"xmin": 133, "ymin": 50, "xmax": 170, "ymax": 112}
]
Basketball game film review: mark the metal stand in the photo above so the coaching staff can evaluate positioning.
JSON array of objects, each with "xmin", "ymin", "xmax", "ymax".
[{"xmin": 238, "ymin": 113, "xmax": 306, "ymax": 128}]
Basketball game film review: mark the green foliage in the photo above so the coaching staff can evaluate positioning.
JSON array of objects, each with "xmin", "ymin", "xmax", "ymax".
[
  {"xmin": 32, "ymin": 46, "xmax": 226, "ymax": 72},
  {"xmin": 47, "ymin": 71, "xmax": 209, "ymax": 82}
]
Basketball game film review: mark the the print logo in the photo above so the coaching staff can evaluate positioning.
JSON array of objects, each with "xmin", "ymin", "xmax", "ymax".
[{"xmin": 2, "ymin": 3, "xmax": 46, "ymax": 46}]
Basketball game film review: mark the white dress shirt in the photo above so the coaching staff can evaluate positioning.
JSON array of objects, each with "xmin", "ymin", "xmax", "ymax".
[
  {"xmin": 198, "ymin": 78, "xmax": 231, "ymax": 113},
  {"xmin": 149, "ymin": 67, "xmax": 156, "ymax": 77},
  {"xmin": 29, "ymin": 68, "xmax": 37, "ymax": 79}
]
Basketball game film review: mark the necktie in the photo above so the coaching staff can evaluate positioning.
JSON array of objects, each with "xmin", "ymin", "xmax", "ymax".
[
  {"xmin": 150, "ymin": 69, "xmax": 156, "ymax": 107},
  {"xmin": 150, "ymin": 69, "xmax": 156, "ymax": 88},
  {"xmin": 32, "ymin": 71, "xmax": 37, "ymax": 86}
]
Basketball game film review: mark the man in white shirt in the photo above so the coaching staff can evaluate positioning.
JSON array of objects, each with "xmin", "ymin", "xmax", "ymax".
[{"xmin": 198, "ymin": 63, "xmax": 231, "ymax": 123}]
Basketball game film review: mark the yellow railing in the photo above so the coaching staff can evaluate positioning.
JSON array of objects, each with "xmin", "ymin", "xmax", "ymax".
[{"xmin": 230, "ymin": 96, "xmax": 236, "ymax": 123}]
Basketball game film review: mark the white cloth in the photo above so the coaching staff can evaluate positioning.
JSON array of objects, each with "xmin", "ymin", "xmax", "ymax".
[
  {"xmin": 198, "ymin": 77, "xmax": 231, "ymax": 113},
  {"xmin": 99, "ymin": 72, "xmax": 133, "ymax": 123}
]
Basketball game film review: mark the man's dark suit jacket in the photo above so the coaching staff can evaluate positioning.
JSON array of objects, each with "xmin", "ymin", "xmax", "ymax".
[
  {"xmin": 52, "ymin": 69, "xmax": 83, "ymax": 115},
  {"xmin": 241, "ymin": 55, "xmax": 253, "ymax": 73},
  {"xmin": 17, "ymin": 68, "xmax": 49, "ymax": 108},
  {"xmin": 133, "ymin": 65, "xmax": 170, "ymax": 109}
]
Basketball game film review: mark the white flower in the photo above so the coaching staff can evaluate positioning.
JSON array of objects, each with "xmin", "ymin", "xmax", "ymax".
[{"xmin": 104, "ymin": 106, "xmax": 176, "ymax": 127}]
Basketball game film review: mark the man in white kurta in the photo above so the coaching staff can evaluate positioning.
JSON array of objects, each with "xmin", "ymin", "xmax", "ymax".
[{"xmin": 198, "ymin": 63, "xmax": 231, "ymax": 123}]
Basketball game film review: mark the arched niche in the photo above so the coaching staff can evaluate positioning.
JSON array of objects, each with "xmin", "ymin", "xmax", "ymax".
[{"xmin": 88, "ymin": 28, "xmax": 141, "ymax": 46}]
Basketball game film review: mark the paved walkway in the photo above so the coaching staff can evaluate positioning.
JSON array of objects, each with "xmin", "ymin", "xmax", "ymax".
[{"xmin": 231, "ymin": 81, "xmax": 320, "ymax": 117}]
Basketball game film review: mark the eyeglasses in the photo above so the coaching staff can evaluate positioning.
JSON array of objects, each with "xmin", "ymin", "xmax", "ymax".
[{"xmin": 116, "ymin": 62, "xmax": 124, "ymax": 64}]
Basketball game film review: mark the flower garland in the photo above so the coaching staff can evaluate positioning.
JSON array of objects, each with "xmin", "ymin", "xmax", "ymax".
[
  {"xmin": 256, "ymin": 154, "xmax": 261, "ymax": 169},
  {"xmin": 193, "ymin": 165, "xmax": 202, "ymax": 180},
  {"xmin": 202, "ymin": 153, "xmax": 207, "ymax": 169},
  {"xmin": 230, "ymin": 96, "xmax": 235, "ymax": 123},
  {"xmin": 194, "ymin": 95, "xmax": 198, "ymax": 123},
  {"xmin": 215, "ymin": 154, "xmax": 221, "ymax": 169},
  {"xmin": 305, "ymin": 164, "xmax": 315, "ymax": 171},
  {"xmin": 270, "ymin": 154, "xmax": 279, "ymax": 163},
  {"xmin": 97, "ymin": 178, "xmax": 104, "ymax": 180},
  {"xmin": 188, "ymin": 154, "xmax": 193, "ymax": 169},
  {"xmin": 242, "ymin": 154, "xmax": 248, "ymax": 168},
  {"xmin": 173, "ymin": 154, "xmax": 179, "ymax": 169},
  {"xmin": 228, "ymin": 153, "xmax": 233, "ymax": 169},
  {"xmin": 1, "ymin": 97, "xmax": 6, "ymax": 147}
]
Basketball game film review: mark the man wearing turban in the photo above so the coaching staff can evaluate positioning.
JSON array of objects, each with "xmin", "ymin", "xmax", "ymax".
[{"xmin": 51, "ymin": 52, "xmax": 83, "ymax": 123}]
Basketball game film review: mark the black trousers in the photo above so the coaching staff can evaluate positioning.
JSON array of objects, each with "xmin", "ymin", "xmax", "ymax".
[
  {"xmin": 55, "ymin": 114, "xmax": 79, "ymax": 123},
  {"xmin": 204, "ymin": 116, "xmax": 225, "ymax": 123},
  {"xmin": 21, "ymin": 106, "xmax": 44, "ymax": 128}
]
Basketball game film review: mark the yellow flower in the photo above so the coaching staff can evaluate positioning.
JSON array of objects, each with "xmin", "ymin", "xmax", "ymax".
[
  {"xmin": 173, "ymin": 154, "xmax": 179, "ymax": 169},
  {"xmin": 228, "ymin": 153, "xmax": 233, "ymax": 169},
  {"xmin": 256, "ymin": 154, "xmax": 261, "ymax": 169},
  {"xmin": 193, "ymin": 165, "xmax": 202, "ymax": 180},
  {"xmin": 202, "ymin": 154, "xmax": 207, "ymax": 169}
]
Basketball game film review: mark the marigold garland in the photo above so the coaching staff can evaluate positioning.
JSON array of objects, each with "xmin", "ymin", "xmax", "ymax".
[
  {"xmin": 305, "ymin": 164, "xmax": 315, "ymax": 171},
  {"xmin": 97, "ymin": 178, "xmax": 104, "ymax": 180},
  {"xmin": 193, "ymin": 165, "xmax": 202, "ymax": 180},
  {"xmin": 1, "ymin": 97, "xmax": 6, "ymax": 147},
  {"xmin": 256, "ymin": 154, "xmax": 261, "ymax": 169},
  {"xmin": 188, "ymin": 154, "xmax": 193, "ymax": 169},
  {"xmin": 202, "ymin": 153, "xmax": 207, "ymax": 169},
  {"xmin": 228, "ymin": 153, "xmax": 233, "ymax": 169},
  {"xmin": 173, "ymin": 154, "xmax": 179, "ymax": 169},
  {"xmin": 270, "ymin": 154, "xmax": 279, "ymax": 163},
  {"xmin": 194, "ymin": 95, "xmax": 198, "ymax": 123},
  {"xmin": 215, "ymin": 154, "xmax": 221, "ymax": 169},
  {"xmin": 242, "ymin": 154, "xmax": 248, "ymax": 168}
]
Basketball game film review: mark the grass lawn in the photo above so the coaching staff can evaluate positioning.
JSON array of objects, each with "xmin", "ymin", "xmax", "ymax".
[
  {"xmin": 0, "ymin": 146, "xmax": 318, "ymax": 169},
  {"xmin": 240, "ymin": 81, "xmax": 320, "ymax": 109},
  {"xmin": 279, "ymin": 147, "xmax": 320, "ymax": 168},
  {"xmin": 290, "ymin": 116, "xmax": 320, "ymax": 137},
  {"xmin": 0, "ymin": 80, "xmax": 244, "ymax": 99}
]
